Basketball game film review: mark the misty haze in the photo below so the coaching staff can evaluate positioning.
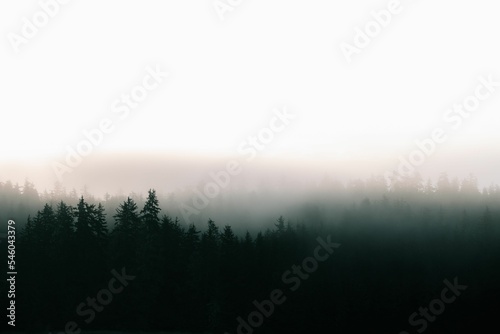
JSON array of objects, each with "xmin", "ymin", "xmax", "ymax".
[{"xmin": 1, "ymin": 1, "xmax": 500, "ymax": 333}]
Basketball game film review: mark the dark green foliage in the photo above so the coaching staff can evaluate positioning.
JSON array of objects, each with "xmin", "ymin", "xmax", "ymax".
[
  {"xmin": 5, "ymin": 181, "xmax": 500, "ymax": 333},
  {"xmin": 140, "ymin": 189, "xmax": 161, "ymax": 235}
]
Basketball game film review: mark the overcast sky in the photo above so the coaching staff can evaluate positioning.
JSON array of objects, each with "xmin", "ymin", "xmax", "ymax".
[{"xmin": 1, "ymin": 0, "xmax": 499, "ymax": 193}]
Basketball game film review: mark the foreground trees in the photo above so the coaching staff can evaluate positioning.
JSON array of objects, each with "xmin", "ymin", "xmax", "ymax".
[{"xmin": 8, "ymin": 187, "xmax": 500, "ymax": 333}]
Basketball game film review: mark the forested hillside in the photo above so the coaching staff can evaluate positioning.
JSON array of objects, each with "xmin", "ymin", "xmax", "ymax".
[{"xmin": 1, "ymin": 176, "xmax": 500, "ymax": 333}]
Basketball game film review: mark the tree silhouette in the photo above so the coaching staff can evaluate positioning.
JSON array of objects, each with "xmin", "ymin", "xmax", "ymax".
[
  {"xmin": 140, "ymin": 189, "xmax": 161, "ymax": 235},
  {"xmin": 5, "ymin": 181, "xmax": 500, "ymax": 333}
]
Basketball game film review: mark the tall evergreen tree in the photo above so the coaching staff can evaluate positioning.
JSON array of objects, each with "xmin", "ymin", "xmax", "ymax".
[
  {"xmin": 74, "ymin": 197, "xmax": 93, "ymax": 241},
  {"xmin": 89, "ymin": 202, "xmax": 108, "ymax": 248},
  {"xmin": 140, "ymin": 189, "xmax": 161, "ymax": 235},
  {"xmin": 113, "ymin": 197, "xmax": 140, "ymax": 235},
  {"xmin": 110, "ymin": 197, "xmax": 141, "ymax": 273},
  {"xmin": 55, "ymin": 201, "xmax": 74, "ymax": 240}
]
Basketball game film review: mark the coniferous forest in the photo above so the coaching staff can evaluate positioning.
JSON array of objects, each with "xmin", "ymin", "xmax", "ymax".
[
  {"xmin": 4, "ymin": 0, "xmax": 500, "ymax": 332},
  {"xmin": 1, "ymin": 175, "xmax": 500, "ymax": 333}
]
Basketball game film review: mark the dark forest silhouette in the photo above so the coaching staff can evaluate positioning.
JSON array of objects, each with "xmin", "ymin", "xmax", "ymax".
[{"xmin": 1, "ymin": 174, "xmax": 500, "ymax": 333}]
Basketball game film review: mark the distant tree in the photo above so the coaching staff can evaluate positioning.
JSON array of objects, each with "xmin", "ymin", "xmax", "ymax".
[
  {"xmin": 53, "ymin": 201, "xmax": 78, "ymax": 318},
  {"xmin": 69, "ymin": 188, "xmax": 78, "ymax": 202},
  {"xmin": 74, "ymin": 197, "xmax": 107, "ymax": 293},
  {"xmin": 21, "ymin": 179, "xmax": 40, "ymax": 208},
  {"xmin": 220, "ymin": 225, "xmax": 237, "ymax": 254},
  {"xmin": 52, "ymin": 181, "xmax": 66, "ymax": 200},
  {"xmin": 161, "ymin": 215, "xmax": 185, "ymax": 262},
  {"xmin": 461, "ymin": 174, "xmax": 480, "ymax": 195},
  {"xmin": 214, "ymin": 225, "xmax": 240, "ymax": 329},
  {"xmin": 203, "ymin": 219, "xmax": 220, "ymax": 246},
  {"xmin": 19, "ymin": 215, "xmax": 34, "ymax": 244},
  {"xmin": 113, "ymin": 197, "xmax": 141, "ymax": 235},
  {"xmin": 55, "ymin": 201, "xmax": 74, "ymax": 240},
  {"xmin": 437, "ymin": 172, "xmax": 451, "ymax": 194},
  {"xmin": 184, "ymin": 223, "xmax": 200, "ymax": 258},
  {"xmin": 140, "ymin": 189, "xmax": 161, "ymax": 235},
  {"xmin": 110, "ymin": 197, "xmax": 141, "ymax": 270},
  {"xmin": 25, "ymin": 204, "xmax": 58, "ymax": 324},
  {"xmin": 198, "ymin": 219, "xmax": 221, "ymax": 326},
  {"xmin": 89, "ymin": 203, "xmax": 108, "ymax": 248},
  {"xmin": 412, "ymin": 172, "xmax": 424, "ymax": 193},
  {"xmin": 275, "ymin": 215, "xmax": 286, "ymax": 234},
  {"xmin": 451, "ymin": 177, "xmax": 460, "ymax": 193},
  {"xmin": 34, "ymin": 203, "xmax": 57, "ymax": 243},
  {"xmin": 74, "ymin": 197, "xmax": 93, "ymax": 241},
  {"xmin": 424, "ymin": 178, "xmax": 435, "ymax": 195}
]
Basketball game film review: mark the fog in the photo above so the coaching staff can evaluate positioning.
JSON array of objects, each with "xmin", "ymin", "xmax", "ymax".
[
  {"xmin": 1, "ymin": 1, "xmax": 500, "ymax": 332},
  {"xmin": 2, "ymin": 1, "xmax": 500, "ymax": 202},
  {"xmin": 1, "ymin": 148, "xmax": 499, "ymax": 236},
  {"xmin": 1, "ymin": 144, "xmax": 499, "ymax": 196}
]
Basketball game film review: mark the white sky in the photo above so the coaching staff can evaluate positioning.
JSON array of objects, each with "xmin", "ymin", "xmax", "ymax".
[{"xmin": 0, "ymin": 0, "xmax": 499, "ymax": 191}]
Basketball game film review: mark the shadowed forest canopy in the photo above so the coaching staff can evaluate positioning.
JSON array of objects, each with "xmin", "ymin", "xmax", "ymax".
[{"xmin": 1, "ymin": 174, "xmax": 500, "ymax": 332}]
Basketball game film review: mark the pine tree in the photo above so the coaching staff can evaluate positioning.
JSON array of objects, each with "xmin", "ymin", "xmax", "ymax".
[
  {"xmin": 89, "ymin": 202, "xmax": 108, "ymax": 248},
  {"xmin": 74, "ymin": 197, "xmax": 93, "ymax": 241},
  {"xmin": 140, "ymin": 189, "xmax": 161, "ymax": 235},
  {"xmin": 34, "ymin": 203, "xmax": 57, "ymax": 244},
  {"xmin": 55, "ymin": 201, "xmax": 74, "ymax": 240},
  {"xmin": 53, "ymin": 201, "xmax": 78, "ymax": 319},
  {"xmin": 275, "ymin": 215, "xmax": 286, "ymax": 234},
  {"xmin": 220, "ymin": 225, "xmax": 237, "ymax": 258},
  {"xmin": 113, "ymin": 197, "xmax": 140, "ymax": 235},
  {"xmin": 110, "ymin": 197, "xmax": 141, "ymax": 271},
  {"xmin": 21, "ymin": 215, "xmax": 35, "ymax": 241}
]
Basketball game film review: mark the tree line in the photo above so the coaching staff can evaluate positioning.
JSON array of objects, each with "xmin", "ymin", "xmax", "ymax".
[{"xmin": 1, "ymin": 177, "xmax": 500, "ymax": 332}]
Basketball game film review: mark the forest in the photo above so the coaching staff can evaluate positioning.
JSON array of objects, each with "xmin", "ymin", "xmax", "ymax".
[{"xmin": 0, "ymin": 173, "xmax": 499, "ymax": 333}]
